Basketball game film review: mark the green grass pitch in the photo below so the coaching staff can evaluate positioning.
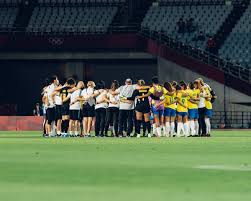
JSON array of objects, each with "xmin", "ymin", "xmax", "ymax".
[{"xmin": 0, "ymin": 130, "xmax": 251, "ymax": 201}]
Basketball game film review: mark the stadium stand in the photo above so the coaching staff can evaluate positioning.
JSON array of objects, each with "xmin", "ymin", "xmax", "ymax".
[
  {"xmin": 0, "ymin": 0, "xmax": 21, "ymax": 5},
  {"xmin": 0, "ymin": 7, "xmax": 19, "ymax": 31},
  {"xmin": 219, "ymin": 4, "xmax": 251, "ymax": 68},
  {"xmin": 141, "ymin": 4, "xmax": 233, "ymax": 50},
  {"xmin": 37, "ymin": 0, "xmax": 126, "ymax": 5},
  {"xmin": 26, "ymin": 6, "xmax": 118, "ymax": 33}
]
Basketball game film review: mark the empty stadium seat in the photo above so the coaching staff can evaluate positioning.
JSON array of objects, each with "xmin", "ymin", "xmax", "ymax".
[
  {"xmin": 0, "ymin": 7, "xmax": 18, "ymax": 30},
  {"xmin": 219, "ymin": 4, "xmax": 251, "ymax": 68},
  {"xmin": 142, "ymin": 4, "xmax": 233, "ymax": 50},
  {"xmin": 27, "ymin": 6, "xmax": 118, "ymax": 33}
]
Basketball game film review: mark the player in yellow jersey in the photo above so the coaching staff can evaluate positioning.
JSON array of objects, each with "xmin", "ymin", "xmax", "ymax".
[
  {"xmin": 156, "ymin": 82, "xmax": 177, "ymax": 137},
  {"xmin": 176, "ymin": 82, "xmax": 189, "ymax": 137},
  {"xmin": 138, "ymin": 77, "xmax": 169, "ymax": 137},
  {"xmin": 187, "ymin": 82, "xmax": 200, "ymax": 136},
  {"xmin": 205, "ymin": 86, "xmax": 213, "ymax": 135}
]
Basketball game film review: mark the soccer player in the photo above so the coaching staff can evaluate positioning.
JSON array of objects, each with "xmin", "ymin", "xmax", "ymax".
[
  {"xmin": 45, "ymin": 75, "xmax": 59, "ymax": 137},
  {"xmin": 92, "ymin": 81, "xmax": 108, "ymax": 137},
  {"xmin": 60, "ymin": 78, "xmax": 76, "ymax": 136},
  {"xmin": 81, "ymin": 81, "xmax": 96, "ymax": 137},
  {"xmin": 68, "ymin": 81, "xmax": 84, "ymax": 137},
  {"xmin": 138, "ymin": 77, "xmax": 169, "ymax": 137},
  {"xmin": 205, "ymin": 85, "xmax": 213, "ymax": 136},
  {"xmin": 187, "ymin": 82, "xmax": 200, "ymax": 136},
  {"xmin": 104, "ymin": 80, "xmax": 120, "ymax": 137},
  {"xmin": 156, "ymin": 82, "xmax": 177, "ymax": 137},
  {"xmin": 125, "ymin": 79, "xmax": 151, "ymax": 138},
  {"xmin": 41, "ymin": 78, "xmax": 50, "ymax": 136},
  {"xmin": 176, "ymin": 82, "xmax": 189, "ymax": 137}
]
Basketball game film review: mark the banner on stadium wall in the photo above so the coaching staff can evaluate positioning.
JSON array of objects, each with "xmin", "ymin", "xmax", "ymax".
[{"xmin": 0, "ymin": 116, "xmax": 43, "ymax": 131}]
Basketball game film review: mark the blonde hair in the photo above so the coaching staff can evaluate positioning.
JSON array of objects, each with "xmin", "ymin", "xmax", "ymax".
[{"xmin": 87, "ymin": 81, "xmax": 95, "ymax": 88}]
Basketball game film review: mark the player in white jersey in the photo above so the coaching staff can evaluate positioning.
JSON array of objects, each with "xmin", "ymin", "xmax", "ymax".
[
  {"xmin": 64, "ymin": 81, "xmax": 84, "ymax": 137},
  {"xmin": 80, "ymin": 81, "xmax": 96, "ymax": 137},
  {"xmin": 93, "ymin": 81, "xmax": 108, "ymax": 137},
  {"xmin": 44, "ymin": 75, "xmax": 59, "ymax": 137},
  {"xmin": 104, "ymin": 80, "xmax": 120, "ymax": 137}
]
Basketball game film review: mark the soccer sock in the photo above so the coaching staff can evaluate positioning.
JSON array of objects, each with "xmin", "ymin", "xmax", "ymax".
[
  {"xmin": 183, "ymin": 122, "xmax": 189, "ymax": 136},
  {"xmin": 145, "ymin": 121, "xmax": 151, "ymax": 134},
  {"xmin": 64, "ymin": 120, "xmax": 69, "ymax": 133},
  {"xmin": 177, "ymin": 122, "xmax": 183, "ymax": 137},
  {"xmin": 162, "ymin": 125, "xmax": 167, "ymax": 136},
  {"xmin": 187, "ymin": 120, "xmax": 191, "ymax": 135},
  {"xmin": 195, "ymin": 121, "xmax": 199, "ymax": 135},
  {"xmin": 136, "ymin": 120, "xmax": 142, "ymax": 134},
  {"xmin": 170, "ymin": 122, "xmax": 175, "ymax": 135},
  {"xmin": 165, "ymin": 122, "xmax": 170, "ymax": 136},
  {"xmin": 190, "ymin": 121, "xmax": 195, "ymax": 136},
  {"xmin": 156, "ymin": 127, "xmax": 162, "ymax": 137},
  {"xmin": 205, "ymin": 118, "xmax": 211, "ymax": 134},
  {"xmin": 152, "ymin": 123, "xmax": 157, "ymax": 135}
]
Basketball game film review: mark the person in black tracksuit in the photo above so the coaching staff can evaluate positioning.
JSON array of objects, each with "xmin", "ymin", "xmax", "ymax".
[{"xmin": 126, "ymin": 80, "xmax": 151, "ymax": 138}]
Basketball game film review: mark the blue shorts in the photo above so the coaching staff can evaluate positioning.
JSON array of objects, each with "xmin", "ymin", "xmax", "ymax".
[
  {"xmin": 205, "ymin": 109, "xmax": 213, "ymax": 118},
  {"xmin": 177, "ymin": 112, "xmax": 188, "ymax": 117},
  {"xmin": 164, "ymin": 108, "xmax": 176, "ymax": 117},
  {"xmin": 188, "ymin": 109, "xmax": 199, "ymax": 119},
  {"xmin": 152, "ymin": 106, "xmax": 164, "ymax": 116}
]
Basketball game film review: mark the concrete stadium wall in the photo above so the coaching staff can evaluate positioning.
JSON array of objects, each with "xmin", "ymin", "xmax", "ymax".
[{"xmin": 158, "ymin": 57, "xmax": 251, "ymax": 112}]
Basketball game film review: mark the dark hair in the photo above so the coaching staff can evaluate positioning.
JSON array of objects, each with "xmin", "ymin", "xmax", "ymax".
[
  {"xmin": 111, "ymin": 80, "xmax": 119, "ymax": 90},
  {"xmin": 96, "ymin": 81, "xmax": 105, "ymax": 90},
  {"xmin": 152, "ymin": 76, "xmax": 159, "ymax": 84},
  {"xmin": 189, "ymin": 82, "xmax": 194, "ymax": 90},
  {"xmin": 176, "ymin": 85, "xmax": 182, "ymax": 91},
  {"xmin": 67, "ymin": 78, "xmax": 76, "ymax": 86},
  {"xmin": 164, "ymin": 82, "xmax": 172, "ymax": 92},
  {"xmin": 172, "ymin": 81, "xmax": 177, "ymax": 87},
  {"xmin": 179, "ymin": 81, "xmax": 187, "ymax": 89},
  {"xmin": 49, "ymin": 75, "xmax": 57, "ymax": 84}
]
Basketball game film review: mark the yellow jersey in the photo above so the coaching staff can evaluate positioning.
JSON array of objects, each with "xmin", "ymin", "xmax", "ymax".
[
  {"xmin": 149, "ymin": 85, "xmax": 168, "ymax": 96},
  {"xmin": 205, "ymin": 88, "xmax": 212, "ymax": 109},
  {"xmin": 163, "ymin": 94, "xmax": 177, "ymax": 110},
  {"xmin": 176, "ymin": 90, "xmax": 188, "ymax": 113},
  {"xmin": 187, "ymin": 89, "xmax": 200, "ymax": 109}
]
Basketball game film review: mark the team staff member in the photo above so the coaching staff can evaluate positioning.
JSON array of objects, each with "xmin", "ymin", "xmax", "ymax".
[
  {"xmin": 197, "ymin": 79, "xmax": 207, "ymax": 136},
  {"xmin": 126, "ymin": 79, "xmax": 151, "ymax": 138}
]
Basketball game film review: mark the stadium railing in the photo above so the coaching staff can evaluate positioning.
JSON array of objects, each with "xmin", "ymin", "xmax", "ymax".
[
  {"xmin": 140, "ymin": 27, "xmax": 251, "ymax": 84},
  {"xmin": 211, "ymin": 111, "xmax": 251, "ymax": 129}
]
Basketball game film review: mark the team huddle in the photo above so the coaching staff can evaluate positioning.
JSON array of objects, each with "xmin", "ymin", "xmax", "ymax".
[{"xmin": 42, "ymin": 76, "xmax": 216, "ymax": 138}]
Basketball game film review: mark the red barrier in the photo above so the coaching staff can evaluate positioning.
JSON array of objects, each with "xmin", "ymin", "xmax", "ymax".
[{"xmin": 0, "ymin": 116, "xmax": 43, "ymax": 131}]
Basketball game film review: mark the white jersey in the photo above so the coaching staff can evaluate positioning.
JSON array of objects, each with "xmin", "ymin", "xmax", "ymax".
[
  {"xmin": 45, "ymin": 84, "xmax": 56, "ymax": 108},
  {"xmin": 198, "ymin": 90, "xmax": 206, "ymax": 108},
  {"xmin": 81, "ymin": 87, "xmax": 95, "ymax": 106},
  {"xmin": 69, "ymin": 89, "xmax": 82, "ymax": 110},
  {"xmin": 107, "ymin": 92, "xmax": 119, "ymax": 108},
  {"xmin": 55, "ymin": 92, "xmax": 62, "ymax": 105},
  {"xmin": 95, "ymin": 89, "xmax": 108, "ymax": 110},
  {"xmin": 116, "ymin": 84, "xmax": 137, "ymax": 110}
]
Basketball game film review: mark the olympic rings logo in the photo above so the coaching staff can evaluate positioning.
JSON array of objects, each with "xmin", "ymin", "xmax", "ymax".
[{"xmin": 48, "ymin": 38, "xmax": 64, "ymax": 46}]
